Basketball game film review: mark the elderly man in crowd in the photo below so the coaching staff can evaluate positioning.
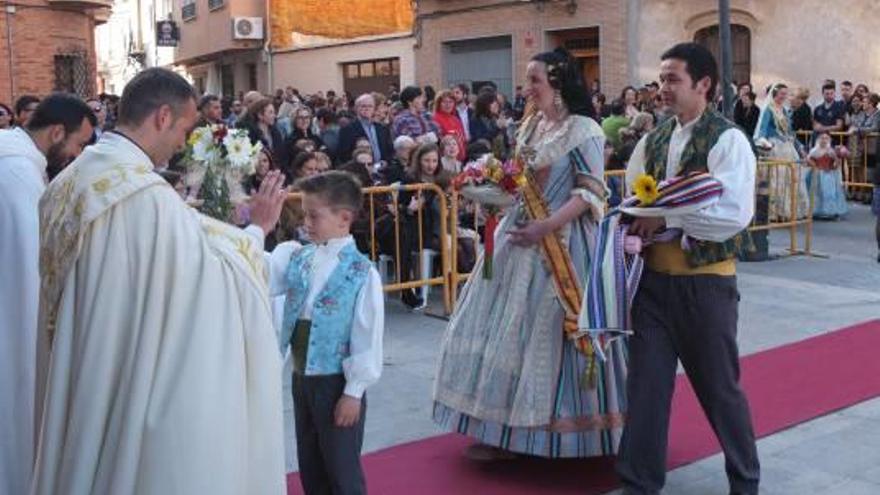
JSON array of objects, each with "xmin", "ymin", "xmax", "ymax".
[{"xmin": 338, "ymin": 93, "xmax": 394, "ymax": 164}]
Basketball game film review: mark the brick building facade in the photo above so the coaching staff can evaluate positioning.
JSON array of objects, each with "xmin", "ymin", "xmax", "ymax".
[
  {"xmin": 414, "ymin": 0, "xmax": 629, "ymax": 99},
  {"xmin": 415, "ymin": 0, "xmax": 880, "ymax": 107},
  {"xmin": 0, "ymin": 0, "xmax": 108, "ymax": 106}
]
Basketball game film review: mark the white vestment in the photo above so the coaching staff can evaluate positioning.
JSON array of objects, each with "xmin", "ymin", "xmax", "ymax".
[
  {"xmin": 32, "ymin": 132, "xmax": 286, "ymax": 494},
  {"xmin": 0, "ymin": 128, "xmax": 47, "ymax": 495}
]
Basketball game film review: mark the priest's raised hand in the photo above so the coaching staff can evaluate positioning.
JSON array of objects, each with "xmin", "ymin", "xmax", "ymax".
[{"xmin": 248, "ymin": 169, "xmax": 289, "ymax": 236}]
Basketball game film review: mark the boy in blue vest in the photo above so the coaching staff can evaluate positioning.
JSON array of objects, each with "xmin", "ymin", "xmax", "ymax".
[{"xmin": 264, "ymin": 171, "xmax": 384, "ymax": 495}]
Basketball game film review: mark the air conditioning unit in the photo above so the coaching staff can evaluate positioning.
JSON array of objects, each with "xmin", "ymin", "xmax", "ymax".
[{"xmin": 232, "ymin": 17, "xmax": 264, "ymax": 40}]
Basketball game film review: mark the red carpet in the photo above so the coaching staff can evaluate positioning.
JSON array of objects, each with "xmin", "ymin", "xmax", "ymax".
[{"xmin": 287, "ymin": 319, "xmax": 880, "ymax": 494}]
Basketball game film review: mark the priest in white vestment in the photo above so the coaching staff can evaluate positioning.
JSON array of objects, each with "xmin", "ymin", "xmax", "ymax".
[
  {"xmin": 32, "ymin": 69, "xmax": 288, "ymax": 495},
  {"xmin": 0, "ymin": 95, "xmax": 95, "ymax": 495}
]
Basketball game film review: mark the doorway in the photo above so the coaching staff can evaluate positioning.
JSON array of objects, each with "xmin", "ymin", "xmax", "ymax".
[
  {"xmin": 694, "ymin": 24, "xmax": 751, "ymax": 86},
  {"xmin": 546, "ymin": 27, "xmax": 600, "ymax": 92}
]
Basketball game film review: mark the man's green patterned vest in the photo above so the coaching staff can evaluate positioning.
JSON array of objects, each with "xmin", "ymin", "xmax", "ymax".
[{"xmin": 644, "ymin": 109, "xmax": 755, "ymax": 267}]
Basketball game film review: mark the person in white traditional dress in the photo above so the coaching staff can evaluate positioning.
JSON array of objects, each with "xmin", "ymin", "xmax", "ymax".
[
  {"xmin": 753, "ymin": 83, "xmax": 809, "ymax": 221},
  {"xmin": 31, "ymin": 68, "xmax": 290, "ymax": 495},
  {"xmin": 0, "ymin": 94, "xmax": 95, "ymax": 495}
]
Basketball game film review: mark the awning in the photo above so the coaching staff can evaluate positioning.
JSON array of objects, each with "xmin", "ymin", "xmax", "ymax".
[{"xmin": 270, "ymin": 0, "xmax": 414, "ymax": 49}]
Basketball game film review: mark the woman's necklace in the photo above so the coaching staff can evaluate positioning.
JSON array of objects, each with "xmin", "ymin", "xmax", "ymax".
[{"xmin": 535, "ymin": 113, "xmax": 566, "ymax": 141}]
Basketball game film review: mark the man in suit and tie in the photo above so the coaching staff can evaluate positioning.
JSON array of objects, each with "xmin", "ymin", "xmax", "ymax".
[
  {"xmin": 453, "ymin": 83, "xmax": 475, "ymax": 142},
  {"xmin": 338, "ymin": 94, "xmax": 393, "ymax": 164}
]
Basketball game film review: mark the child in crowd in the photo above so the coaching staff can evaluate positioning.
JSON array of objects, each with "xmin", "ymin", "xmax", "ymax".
[
  {"xmin": 338, "ymin": 148, "xmax": 378, "ymax": 254},
  {"xmin": 440, "ymin": 134, "xmax": 462, "ymax": 174},
  {"xmin": 807, "ymin": 131, "xmax": 849, "ymax": 220},
  {"xmin": 264, "ymin": 171, "xmax": 384, "ymax": 495},
  {"xmin": 404, "ymin": 143, "xmax": 446, "ymax": 248},
  {"xmin": 314, "ymin": 151, "xmax": 333, "ymax": 174},
  {"xmin": 247, "ymin": 147, "xmax": 274, "ymax": 193},
  {"xmin": 341, "ymin": 147, "xmax": 377, "ymax": 186}
]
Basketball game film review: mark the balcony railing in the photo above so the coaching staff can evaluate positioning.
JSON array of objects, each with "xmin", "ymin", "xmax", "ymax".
[{"xmin": 182, "ymin": 2, "xmax": 196, "ymax": 21}]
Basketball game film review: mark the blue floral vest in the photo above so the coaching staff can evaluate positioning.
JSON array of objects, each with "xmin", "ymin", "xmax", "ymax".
[{"xmin": 280, "ymin": 242, "xmax": 372, "ymax": 375}]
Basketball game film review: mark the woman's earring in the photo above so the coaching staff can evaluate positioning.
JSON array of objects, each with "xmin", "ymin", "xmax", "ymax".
[{"xmin": 554, "ymin": 90, "xmax": 566, "ymax": 114}]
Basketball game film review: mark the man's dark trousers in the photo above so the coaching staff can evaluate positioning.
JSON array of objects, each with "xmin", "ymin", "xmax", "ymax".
[{"xmin": 616, "ymin": 270, "xmax": 760, "ymax": 495}]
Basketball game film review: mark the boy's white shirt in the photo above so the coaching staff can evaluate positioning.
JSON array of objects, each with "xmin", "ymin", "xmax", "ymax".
[{"xmin": 246, "ymin": 226, "xmax": 384, "ymax": 399}]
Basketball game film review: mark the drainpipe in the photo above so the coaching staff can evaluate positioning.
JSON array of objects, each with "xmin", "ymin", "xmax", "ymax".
[
  {"xmin": 5, "ymin": 6, "xmax": 15, "ymax": 101},
  {"xmin": 719, "ymin": 0, "xmax": 734, "ymax": 118},
  {"xmin": 264, "ymin": 0, "xmax": 272, "ymax": 93},
  {"xmin": 626, "ymin": 0, "xmax": 640, "ymax": 86}
]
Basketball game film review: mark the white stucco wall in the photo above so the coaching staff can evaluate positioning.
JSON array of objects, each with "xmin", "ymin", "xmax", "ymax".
[
  {"xmin": 96, "ymin": 0, "xmax": 178, "ymax": 94},
  {"xmin": 271, "ymin": 35, "xmax": 415, "ymax": 95},
  {"xmin": 634, "ymin": 0, "xmax": 880, "ymax": 105}
]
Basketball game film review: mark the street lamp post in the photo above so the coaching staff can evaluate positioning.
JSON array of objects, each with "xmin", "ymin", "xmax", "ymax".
[
  {"xmin": 720, "ymin": 0, "xmax": 768, "ymax": 261},
  {"xmin": 264, "ymin": 0, "xmax": 273, "ymax": 94},
  {"xmin": 718, "ymin": 0, "xmax": 734, "ymax": 118}
]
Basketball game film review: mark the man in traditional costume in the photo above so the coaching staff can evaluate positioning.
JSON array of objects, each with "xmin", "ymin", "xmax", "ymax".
[
  {"xmin": 32, "ymin": 68, "xmax": 289, "ymax": 494},
  {"xmin": 616, "ymin": 43, "xmax": 760, "ymax": 495},
  {"xmin": 0, "ymin": 94, "xmax": 95, "ymax": 495}
]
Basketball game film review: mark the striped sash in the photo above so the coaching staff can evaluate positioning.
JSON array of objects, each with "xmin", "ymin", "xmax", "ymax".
[
  {"xmin": 578, "ymin": 172, "xmax": 725, "ymax": 360},
  {"xmin": 519, "ymin": 169, "xmax": 598, "ymax": 376},
  {"xmin": 620, "ymin": 171, "xmax": 724, "ymax": 216}
]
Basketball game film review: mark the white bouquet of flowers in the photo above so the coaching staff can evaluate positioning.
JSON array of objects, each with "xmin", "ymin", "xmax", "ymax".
[{"xmin": 183, "ymin": 124, "xmax": 262, "ymax": 222}]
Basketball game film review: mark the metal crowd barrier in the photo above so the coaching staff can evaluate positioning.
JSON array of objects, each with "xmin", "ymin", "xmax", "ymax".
[
  {"xmin": 283, "ymin": 162, "xmax": 828, "ymax": 315},
  {"xmin": 751, "ymin": 160, "xmax": 815, "ymax": 256},
  {"xmin": 285, "ymin": 182, "xmax": 454, "ymax": 314}
]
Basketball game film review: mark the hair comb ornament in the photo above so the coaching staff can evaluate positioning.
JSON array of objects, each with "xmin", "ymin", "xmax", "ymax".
[{"xmin": 547, "ymin": 60, "xmax": 567, "ymax": 86}]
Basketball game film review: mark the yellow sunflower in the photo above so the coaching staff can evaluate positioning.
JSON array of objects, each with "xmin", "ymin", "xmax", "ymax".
[{"xmin": 632, "ymin": 173, "xmax": 659, "ymax": 205}]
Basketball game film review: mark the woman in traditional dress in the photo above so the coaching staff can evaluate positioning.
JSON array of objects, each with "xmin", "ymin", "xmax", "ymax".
[
  {"xmin": 806, "ymin": 132, "xmax": 848, "ymax": 219},
  {"xmin": 432, "ymin": 48, "xmax": 626, "ymax": 460},
  {"xmin": 754, "ymin": 83, "xmax": 809, "ymax": 221}
]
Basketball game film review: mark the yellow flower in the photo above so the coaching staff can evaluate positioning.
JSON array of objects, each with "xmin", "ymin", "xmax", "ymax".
[
  {"xmin": 632, "ymin": 174, "xmax": 659, "ymax": 205},
  {"xmin": 514, "ymin": 173, "xmax": 528, "ymax": 187},
  {"xmin": 490, "ymin": 167, "xmax": 504, "ymax": 182}
]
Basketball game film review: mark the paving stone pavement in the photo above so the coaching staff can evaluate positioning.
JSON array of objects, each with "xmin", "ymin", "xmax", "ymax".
[{"xmin": 283, "ymin": 204, "xmax": 880, "ymax": 494}]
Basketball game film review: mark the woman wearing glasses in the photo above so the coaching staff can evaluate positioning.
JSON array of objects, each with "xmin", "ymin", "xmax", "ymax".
[{"xmin": 284, "ymin": 107, "xmax": 326, "ymax": 157}]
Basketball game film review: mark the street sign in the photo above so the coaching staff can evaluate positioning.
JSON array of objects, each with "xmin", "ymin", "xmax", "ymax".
[{"xmin": 156, "ymin": 20, "xmax": 179, "ymax": 47}]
